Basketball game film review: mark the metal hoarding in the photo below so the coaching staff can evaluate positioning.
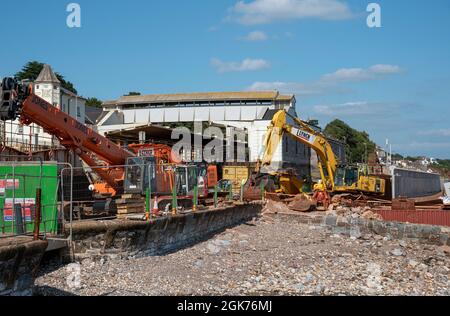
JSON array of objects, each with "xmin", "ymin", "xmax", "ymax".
[
  {"xmin": 0, "ymin": 163, "xmax": 59, "ymax": 235},
  {"xmin": 391, "ymin": 167, "xmax": 442, "ymax": 199},
  {"xmin": 373, "ymin": 209, "xmax": 450, "ymax": 227}
]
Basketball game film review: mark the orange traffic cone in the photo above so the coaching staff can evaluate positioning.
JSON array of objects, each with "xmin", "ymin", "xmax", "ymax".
[{"xmin": 152, "ymin": 198, "xmax": 159, "ymax": 215}]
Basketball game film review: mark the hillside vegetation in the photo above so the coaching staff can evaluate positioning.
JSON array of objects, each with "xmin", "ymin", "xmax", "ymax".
[{"xmin": 324, "ymin": 119, "xmax": 376, "ymax": 163}]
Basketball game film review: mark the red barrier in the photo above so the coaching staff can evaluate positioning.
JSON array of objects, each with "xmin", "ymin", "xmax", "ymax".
[{"xmin": 373, "ymin": 209, "xmax": 450, "ymax": 227}]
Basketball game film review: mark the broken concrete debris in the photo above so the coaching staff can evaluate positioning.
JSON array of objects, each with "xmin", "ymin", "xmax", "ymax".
[{"xmin": 35, "ymin": 215, "xmax": 450, "ymax": 296}]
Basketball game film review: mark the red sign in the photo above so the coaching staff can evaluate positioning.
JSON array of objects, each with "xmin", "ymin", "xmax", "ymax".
[
  {"xmin": 0, "ymin": 179, "xmax": 19, "ymax": 189},
  {"xmin": 3, "ymin": 198, "xmax": 35, "ymax": 222}
]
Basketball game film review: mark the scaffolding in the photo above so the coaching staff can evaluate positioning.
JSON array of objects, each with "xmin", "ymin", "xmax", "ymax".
[{"xmin": 0, "ymin": 120, "xmax": 72, "ymax": 165}]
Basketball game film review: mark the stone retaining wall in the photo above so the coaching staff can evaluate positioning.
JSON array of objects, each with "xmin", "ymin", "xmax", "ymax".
[
  {"xmin": 68, "ymin": 203, "xmax": 263, "ymax": 260},
  {"xmin": 0, "ymin": 240, "xmax": 48, "ymax": 296},
  {"xmin": 269, "ymin": 213, "xmax": 450, "ymax": 246}
]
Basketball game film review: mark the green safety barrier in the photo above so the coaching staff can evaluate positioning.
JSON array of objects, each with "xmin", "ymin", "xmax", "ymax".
[
  {"xmin": 0, "ymin": 164, "xmax": 58, "ymax": 235},
  {"xmin": 193, "ymin": 185, "xmax": 198, "ymax": 212},
  {"xmin": 171, "ymin": 183, "xmax": 177, "ymax": 215}
]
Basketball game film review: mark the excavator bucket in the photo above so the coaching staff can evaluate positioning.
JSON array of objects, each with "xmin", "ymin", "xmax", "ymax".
[
  {"xmin": 288, "ymin": 194, "xmax": 317, "ymax": 212},
  {"xmin": 242, "ymin": 173, "xmax": 275, "ymax": 201},
  {"xmin": 243, "ymin": 185, "xmax": 264, "ymax": 201}
]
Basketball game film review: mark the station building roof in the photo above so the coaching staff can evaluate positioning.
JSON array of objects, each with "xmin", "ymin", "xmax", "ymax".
[{"xmin": 103, "ymin": 91, "xmax": 295, "ymax": 108}]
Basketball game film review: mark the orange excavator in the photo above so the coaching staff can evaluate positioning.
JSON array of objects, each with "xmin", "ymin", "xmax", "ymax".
[{"xmin": 0, "ymin": 78, "xmax": 218, "ymax": 206}]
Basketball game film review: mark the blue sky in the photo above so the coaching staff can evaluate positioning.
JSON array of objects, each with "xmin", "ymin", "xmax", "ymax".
[{"xmin": 1, "ymin": 0, "xmax": 449, "ymax": 158}]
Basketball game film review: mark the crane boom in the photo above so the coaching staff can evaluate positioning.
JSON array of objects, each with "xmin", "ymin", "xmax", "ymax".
[
  {"xmin": 0, "ymin": 77, "xmax": 134, "ymax": 193},
  {"xmin": 21, "ymin": 94, "xmax": 132, "ymax": 165}
]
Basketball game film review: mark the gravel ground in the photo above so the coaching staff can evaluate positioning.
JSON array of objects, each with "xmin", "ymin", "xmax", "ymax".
[{"xmin": 35, "ymin": 216, "xmax": 450, "ymax": 296}]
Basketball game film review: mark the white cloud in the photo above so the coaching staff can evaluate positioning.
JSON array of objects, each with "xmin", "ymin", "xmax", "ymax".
[
  {"xmin": 314, "ymin": 101, "xmax": 370, "ymax": 115},
  {"xmin": 321, "ymin": 68, "xmax": 372, "ymax": 82},
  {"xmin": 312, "ymin": 101, "xmax": 407, "ymax": 117},
  {"xmin": 403, "ymin": 142, "xmax": 450, "ymax": 149},
  {"xmin": 248, "ymin": 81, "xmax": 328, "ymax": 96},
  {"xmin": 321, "ymin": 64, "xmax": 403, "ymax": 83},
  {"xmin": 247, "ymin": 64, "xmax": 403, "ymax": 95},
  {"xmin": 211, "ymin": 58, "xmax": 271, "ymax": 73},
  {"xmin": 369, "ymin": 64, "xmax": 402, "ymax": 74},
  {"xmin": 418, "ymin": 129, "xmax": 450, "ymax": 137},
  {"xmin": 208, "ymin": 26, "xmax": 219, "ymax": 32},
  {"xmin": 230, "ymin": 0, "xmax": 353, "ymax": 25},
  {"xmin": 240, "ymin": 30, "xmax": 268, "ymax": 41}
]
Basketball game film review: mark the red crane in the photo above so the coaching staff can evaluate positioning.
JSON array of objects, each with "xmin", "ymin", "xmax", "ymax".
[{"xmin": 0, "ymin": 78, "xmax": 134, "ymax": 196}]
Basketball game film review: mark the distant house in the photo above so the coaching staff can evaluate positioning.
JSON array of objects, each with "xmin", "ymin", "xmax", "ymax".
[{"xmin": 85, "ymin": 105, "xmax": 104, "ymax": 130}]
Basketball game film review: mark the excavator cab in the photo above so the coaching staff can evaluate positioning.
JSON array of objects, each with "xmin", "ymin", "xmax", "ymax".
[
  {"xmin": 124, "ymin": 156, "xmax": 156, "ymax": 194},
  {"xmin": 334, "ymin": 164, "xmax": 385, "ymax": 195},
  {"xmin": 334, "ymin": 165, "xmax": 359, "ymax": 189},
  {"xmin": 174, "ymin": 165, "xmax": 199, "ymax": 196},
  {"xmin": 174, "ymin": 164, "xmax": 213, "ymax": 198}
]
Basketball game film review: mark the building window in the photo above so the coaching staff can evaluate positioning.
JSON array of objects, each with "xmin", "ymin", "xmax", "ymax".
[
  {"xmin": 77, "ymin": 106, "xmax": 81, "ymax": 118},
  {"xmin": 36, "ymin": 85, "xmax": 40, "ymax": 90},
  {"xmin": 18, "ymin": 125, "xmax": 23, "ymax": 134}
]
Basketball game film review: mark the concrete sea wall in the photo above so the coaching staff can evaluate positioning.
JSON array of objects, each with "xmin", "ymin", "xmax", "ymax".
[
  {"xmin": 0, "ymin": 240, "xmax": 48, "ymax": 296},
  {"xmin": 68, "ymin": 203, "xmax": 263, "ymax": 260}
]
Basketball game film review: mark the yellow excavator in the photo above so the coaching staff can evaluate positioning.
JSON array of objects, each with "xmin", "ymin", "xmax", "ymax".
[{"xmin": 246, "ymin": 110, "xmax": 385, "ymax": 208}]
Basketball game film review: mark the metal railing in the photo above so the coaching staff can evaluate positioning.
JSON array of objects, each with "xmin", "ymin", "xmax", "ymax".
[
  {"xmin": 0, "ymin": 120, "xmax": 64, "ymax": 153},
  {"xmin": 0, "ymin": 157, "xmax": 241, "ymax": 248}
]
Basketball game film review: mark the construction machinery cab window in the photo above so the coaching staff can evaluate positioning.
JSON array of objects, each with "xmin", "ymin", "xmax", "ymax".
[
  {"xmin": 124, "ymin": 157, "xmax": 156, "ymax": 194},
  {"xmin": 175, "ymin": 165, "xmax": 198, "ymax": 196},
  {"xmin": 334, "ymin": 166, "xmax": 359, "ymax": 187}
]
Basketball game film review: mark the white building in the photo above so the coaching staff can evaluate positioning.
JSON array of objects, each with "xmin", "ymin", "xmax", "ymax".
[
  {"xmin": 2, "ymin": 64, "xmax": 86, "ymax": 152},
  {"xmin": 98, "ymin": 91, "xmax": 312, "ymax": 176}
]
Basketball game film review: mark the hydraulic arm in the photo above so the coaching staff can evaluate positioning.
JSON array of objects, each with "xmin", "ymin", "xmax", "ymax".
[
  {"xmin": 260, "ymin": 110, "xmax": 385, "ymax": 196},
  {"xmin": 261, "ymin": 110, "xmax": 337, "ymax": 192}
]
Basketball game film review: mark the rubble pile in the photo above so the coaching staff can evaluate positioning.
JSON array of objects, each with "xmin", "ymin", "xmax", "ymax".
[
  {"xmin": 326, "ymin": 204, "xmax": 383, "ymax": 221},
  {"xmin": 35, "ymin": 216, "xmax": 449, "ymax": 296},
  {"xmin": 263, "ymin": 197, "xmax": 384, "ymax": 221}
]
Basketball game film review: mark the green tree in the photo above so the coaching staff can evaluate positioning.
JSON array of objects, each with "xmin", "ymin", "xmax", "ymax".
[
  {"xmin": 324, "ymin": 119, "xmax": 376, "ymax": 163},
  {"xmin": 406, "ymin": 156, "xmax": 420, "ymax": 162},
  {"xmin": 392, "ymin": 153, "xmax": 404, "ymax": 161},
  {"xmin": 85, "ymin": 97, "xmax": 103, "ymax": 108},
  {"xmin": 15, "ymin": 61, "xmax": 78, "ymax": 94}
]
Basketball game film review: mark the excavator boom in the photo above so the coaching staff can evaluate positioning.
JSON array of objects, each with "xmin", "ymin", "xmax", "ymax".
[
  {"xmin": 261, "ymin": 110, "xmax": 337, "ymax": 192},
  {"xmin": 259, "ymin": 110, "xmax": 385, "ymax": 197}
]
